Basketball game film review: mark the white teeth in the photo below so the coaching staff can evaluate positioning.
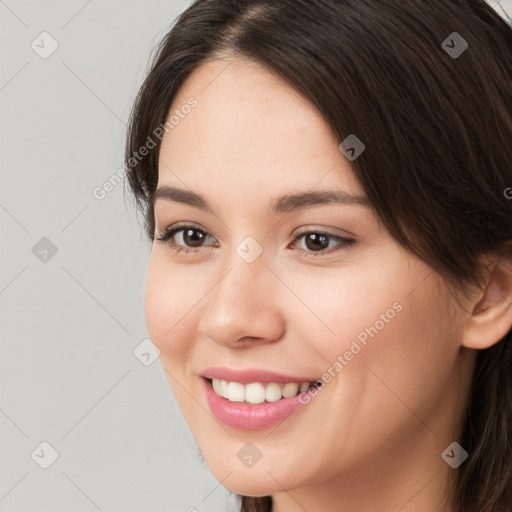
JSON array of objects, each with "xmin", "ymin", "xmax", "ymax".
[
  {"xmin": 299, "ymin": 382, "xmax": 310, "ymax": 393},
  {"xmin": 227, "ymin": 381, "xmax": 245, "ymax": 402},
  {"xmin": 220, "ymin": 379, "xmax": 229, "ymax": 399},
  {"xmin": 210, "ymin": 378, "xmax": 313, "ymax": 403},
  {"xmin": 282, "ymin": 382, "xmax": 300, "ymax": 398},
  {"xmin": 245, "ymin": 382, "xmax": 266, "ymax": 404},
  {"xmin": 265, "ymin": 383, "xmax": 282, "ymax": 402}
]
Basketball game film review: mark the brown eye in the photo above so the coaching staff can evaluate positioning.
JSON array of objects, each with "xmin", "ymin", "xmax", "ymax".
[
  {"xmin": 302, "ymin": 233, "xmax": 331, "ymax": 251},
  {"xmin": 179, "ymin": 228, "xmax": 208, "ymax": 247},
  {"xmin": 156, "ymin": 224, "xmax": 217, "ymax": 251},
  {"xmin": 292, "ymin": 230, "xmax": 355, "ymax": 258}
]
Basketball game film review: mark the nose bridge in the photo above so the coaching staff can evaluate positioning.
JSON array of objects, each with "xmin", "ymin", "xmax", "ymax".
[
  {"xmin": 198, "ymin": 243, "xmax": 285, "ymax": 345},
  {"xmin": 214, "ymin": 232, "xmax": 272, "ymax": 306}
]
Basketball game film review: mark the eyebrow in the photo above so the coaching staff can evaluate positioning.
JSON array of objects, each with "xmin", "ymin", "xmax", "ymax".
[{"xmin": 153, "ymin": 185, "xmax": 370, "ymax": 215}]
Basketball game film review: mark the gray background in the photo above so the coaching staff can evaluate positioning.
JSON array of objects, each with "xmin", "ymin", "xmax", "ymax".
[
  {"xmin": 0, "ymin": 1, "xmax": 237, "ymax": 511},
  {"xmin": 1, "ymin": 1, "xmax": 511, "ymax": 511}
]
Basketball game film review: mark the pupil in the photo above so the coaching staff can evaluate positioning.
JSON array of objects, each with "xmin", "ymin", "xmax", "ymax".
[
  {"xmin": 184, "ymin": 229, "xmax": 204, "ymax": 247},
  {"xmin": 305, "ymin": 233, "xmax": 328, "ymax": 251}
]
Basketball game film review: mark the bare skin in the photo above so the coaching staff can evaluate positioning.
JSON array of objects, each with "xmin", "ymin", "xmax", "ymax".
[{"xmin": 143, "ymin": 56, "xmax": 512, "ymax": 512}]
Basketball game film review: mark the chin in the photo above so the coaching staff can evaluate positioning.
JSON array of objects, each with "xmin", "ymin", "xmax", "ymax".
[
  {"xmin": 223, "ymin": 477, "xmax": 278, "ymax": 497},
  {"xmin": 206, "ymin": 464, "xmax": 285, "ymax": 497}
]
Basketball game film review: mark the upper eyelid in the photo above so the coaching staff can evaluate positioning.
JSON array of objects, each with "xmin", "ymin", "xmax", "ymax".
[
  {"xmin": 156, "ymin": 223, "xmax": 218, "ymax": 246},
  {"xmin": 157, "ymin": 219, "xmax": 354, "ymax": 237},
  {"xmin": 159, "ymin": 223, "xmax": 343, "ymax": 236}
]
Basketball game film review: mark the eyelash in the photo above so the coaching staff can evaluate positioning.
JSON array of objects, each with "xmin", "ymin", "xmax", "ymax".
[{"xmin": 155, "ymin": 222, "xmax": 355, "ymax": 258}]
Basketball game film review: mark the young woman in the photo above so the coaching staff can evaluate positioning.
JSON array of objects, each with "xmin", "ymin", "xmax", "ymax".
[{"xmin": 124, "ymin": 1, "xmax": 512, "ymax": 510}]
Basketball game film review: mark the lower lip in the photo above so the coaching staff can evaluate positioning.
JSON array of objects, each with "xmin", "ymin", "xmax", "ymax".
[{"xmin": 202, "ymin": 378, "xmax": 310, "ymax": 430}]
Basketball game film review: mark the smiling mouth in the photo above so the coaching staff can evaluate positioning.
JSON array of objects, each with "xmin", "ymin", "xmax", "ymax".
[{"xmin": 205, "ymin": 377, "xmax": 322, "ymax": 405}]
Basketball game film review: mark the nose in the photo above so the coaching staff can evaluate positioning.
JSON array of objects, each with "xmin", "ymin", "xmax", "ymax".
[{"xmin": 197, "ymin": 252, "xmax": 286, "ymax": 348}]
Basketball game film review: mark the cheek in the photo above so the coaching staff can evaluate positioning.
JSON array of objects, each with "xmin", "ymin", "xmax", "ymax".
[
  {"xmin": 286, "ymin": 252, "xmax": 454, "ymax": 407},
  {"xmin": 336, "ymin": 270, "xmax": 458, "ymax": 443},
  {"xmin": 371, "ymin": 282, "xmax": 457, "ymax": 391},
  {"xmin": 143, "ymin": 257, "xmax": 205, "ymax": 410},
  {"xmin": 276, "ymin": 252, "xmax": 411, "ymax": 352},
  {"xmin": 143, "ymin": 256, "xmax": 201, "ymax": 356}
]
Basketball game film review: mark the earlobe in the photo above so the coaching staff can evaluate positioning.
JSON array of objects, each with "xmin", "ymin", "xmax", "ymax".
[{"xmin": 461, "ymin": 256, "xmax": 512, "ymax": 350}]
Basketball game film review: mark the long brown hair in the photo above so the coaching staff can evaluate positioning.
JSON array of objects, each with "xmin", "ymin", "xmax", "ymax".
[{"xmin": 124, "ymin": 1, "xmax": 512, "ymax": 510}]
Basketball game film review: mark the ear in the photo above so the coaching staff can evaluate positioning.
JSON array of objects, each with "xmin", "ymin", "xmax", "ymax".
[{"xmin": 462, "ymin": 252, "xmax": 512, "ymax": 350}]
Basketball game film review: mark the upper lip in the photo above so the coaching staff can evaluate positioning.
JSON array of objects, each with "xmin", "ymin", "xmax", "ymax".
[{"xmin": 200, "ymin": 367, "xmax": 317, "ymax": 384}]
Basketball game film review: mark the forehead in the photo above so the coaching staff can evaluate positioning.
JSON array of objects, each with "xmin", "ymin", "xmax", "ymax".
[{"xmin": 157, "ymin": 57, "xmax": 364, "ymax": 201}]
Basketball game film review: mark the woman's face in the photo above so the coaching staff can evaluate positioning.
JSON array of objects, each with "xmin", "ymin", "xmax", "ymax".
[{"xmin": 144, "ymin": 57, "xmax": 473, "ymax": 502}]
